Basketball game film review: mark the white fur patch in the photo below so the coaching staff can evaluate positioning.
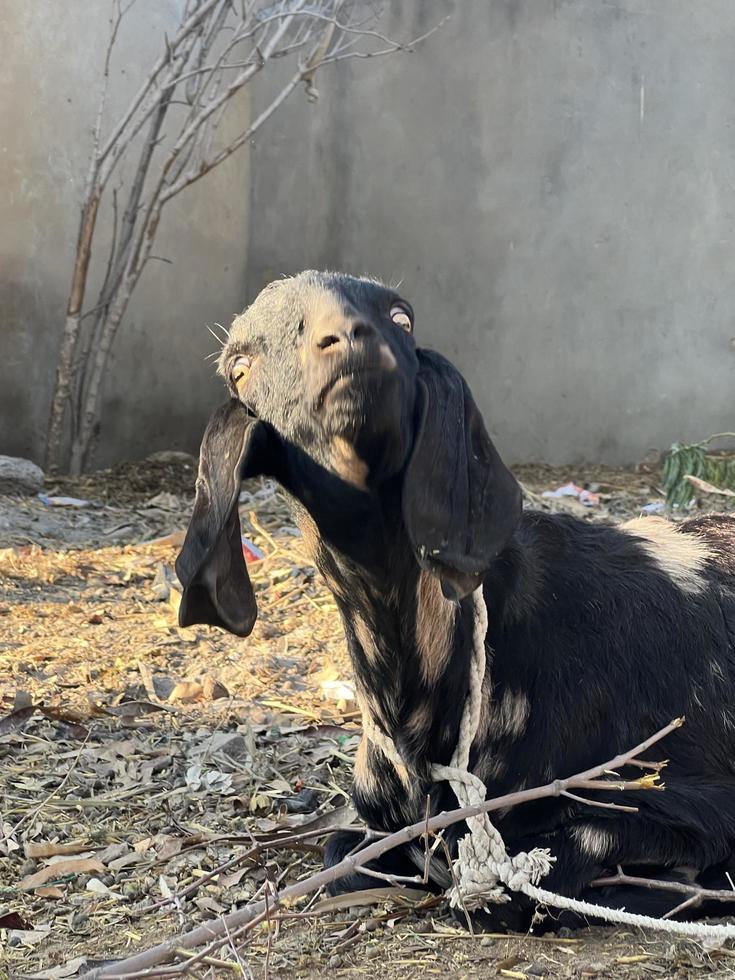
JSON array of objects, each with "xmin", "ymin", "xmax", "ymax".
[
  {"xmin": 621, "ymin": 516, "xmax": 713, "ymax": 594},
  {"xmin": 571, "ymin": 824, "xmax": 615, "ymax": 861},
  {"xmin": 487, "ymin": 689, "xmax": 531, "ymax": 739}
]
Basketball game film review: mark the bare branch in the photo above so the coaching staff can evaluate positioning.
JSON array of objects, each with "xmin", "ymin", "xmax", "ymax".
[
  {"xmin": 47, "ymin": 0, "xmax": 439, "ymax": 471},
  {"xmin": 160, "ymin": 68, "xmax": 303, "ymax": 203},
  {"xmin": 97, "ymin": 0, "xmax": 224, "ymax": 165},
  {"xmin": 589, "ymin": 867, "xmax": 735, "ymax": 920},
  {"xmin": 560, "ymin": 790, "xmax": 639, "ymax": 813}
]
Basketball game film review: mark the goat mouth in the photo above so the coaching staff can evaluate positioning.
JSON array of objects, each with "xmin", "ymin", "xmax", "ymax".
[{"xmin": 314, "ymin": 366, "xmax": 389, "ymax": 411}]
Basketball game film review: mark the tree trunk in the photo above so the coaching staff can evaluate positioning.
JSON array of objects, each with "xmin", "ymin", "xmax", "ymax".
[
  {"xmin": 68, "ymin": 296, "xmax": 128, "ymax": 474},
  {"xmin": 45, "ymin": 189, "xmax": 101, "ymax": 473}
]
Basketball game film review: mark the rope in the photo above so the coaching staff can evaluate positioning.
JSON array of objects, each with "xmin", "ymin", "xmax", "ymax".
[{"xmin": 362, "ymin": 586, "xmax": 735, "ymax": 940}]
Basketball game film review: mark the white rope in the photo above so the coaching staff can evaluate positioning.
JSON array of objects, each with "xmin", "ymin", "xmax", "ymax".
[{"xmin": 362, "ymin": 585, "xmax": 735, "ymax": 941}]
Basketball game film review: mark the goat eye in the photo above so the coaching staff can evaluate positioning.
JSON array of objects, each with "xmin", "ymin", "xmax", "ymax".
[
  {"xmin": 390, "ymin": 304, "xmax": 413, "ymax": 332},
  {"xmin": 230, "ymin": 355, "xmax": 252, "ymax": 387}
]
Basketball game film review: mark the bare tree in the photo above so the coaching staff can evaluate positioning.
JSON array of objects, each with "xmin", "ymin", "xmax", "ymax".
[{"xmin": 46, "ymin": 0, "xmax": 435, "ymax": 474}]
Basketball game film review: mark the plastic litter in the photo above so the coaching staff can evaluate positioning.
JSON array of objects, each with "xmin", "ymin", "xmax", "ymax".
[
  {"xmin": 37, "ymin": 494, "xmax": 93, "ymax": 508},
  {"xmin": 241, "ymin": 535, "xmax": 265, "ymax": 562},
  {"xmin": 541, "ymin": 482, "xmax": 600, "ymax": 507}
]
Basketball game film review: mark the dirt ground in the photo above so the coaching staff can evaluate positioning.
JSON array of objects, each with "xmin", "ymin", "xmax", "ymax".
[{"xmin": 3, "ymin": 457, "xmax": 735, "ymax": 979}]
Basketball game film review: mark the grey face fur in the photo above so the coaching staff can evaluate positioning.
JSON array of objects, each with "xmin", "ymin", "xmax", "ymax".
[{"xmin": 219, "ymin": 271, "xmax": 420, "ymax": 486}]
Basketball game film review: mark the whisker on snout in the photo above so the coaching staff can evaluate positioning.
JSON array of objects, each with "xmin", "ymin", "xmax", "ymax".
[{"xmin": 205, "ymin": 324, "xmax": 227, "ymax": 349}]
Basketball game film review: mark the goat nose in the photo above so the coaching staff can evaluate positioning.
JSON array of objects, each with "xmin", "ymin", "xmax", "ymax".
[{"xmin": 313, "ymin": 320, "xmax": 376, "ymax": 354}]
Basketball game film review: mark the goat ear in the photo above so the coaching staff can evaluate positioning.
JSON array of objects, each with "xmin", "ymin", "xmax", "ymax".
[
  {"xmin": 175, "ymin": 400, "xmax": 273, "ymax": 637},
  {"xmin": 402, "ymin": 350, "xmax": 522, "ymax": 600}
]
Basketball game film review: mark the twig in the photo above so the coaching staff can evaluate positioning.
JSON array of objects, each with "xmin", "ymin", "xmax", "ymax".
[
  {"xmin": 560, "ymin": 789, "xmax": 638, "ymax": 813},
  {"xmin": 352, "ymin": 865, "xmax": 424, "ymax": 886},
  {"xmin": 589, "ymin": 866, "xmax": 735, "ymax": 920},
  {"xmin": 78, "ymin": 718, "xmax": 683, "ymax": 978}
]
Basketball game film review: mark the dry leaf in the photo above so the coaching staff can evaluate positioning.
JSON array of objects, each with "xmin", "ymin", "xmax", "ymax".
[
  {"xmin": 8, "ymin": 924, "xmax": 51, "ymax": 946},
  {"xmin": 194, "ymin": 896, "xmax": 225, "ymax": 915},
  {"xmin": 158, "ymin": 875, "xmax": 174, "ymax": 900},
  {"xmin": 109, "ymin": 699, "xmax": 168, "ymax": 720},
  {"xmin": 86, "ymin": 877, "xmax": 122, "ymax": 899},
  {"xmin": 218, "ymin": 867, "xmax": 250, "ymax": 888},
  {"xmin": 19, "ymin": 857, "xmax": 105, "ymax": 891},
  {"xmin": 0, "ymin": 911, "xmax": 32, "ymax": 929},
  {"xmin": 311, "ymin": 887, "xmax": 430, "ymax": 914},
  {"xmin": 34, "ymin": 886, "xmax": 66, "ymax": 899},
  {"xmin": 25, "ymin": 840, "xmax": 94, "ymax": 859},
  {"xmin": 0, "ymin": 703, "xmax": 36, "ymax": 735},
  {"xmin": 29, "ymin": 956, "xmax": 88, "ymax": 979},
  {"xmin": 154, "ymin": 835, "xmax": 183, "ymax": 860},
  {"xmin": 38, "ymin": 705, "xmax": 91, "ymax": 738},
  {"xmin": 108, "ymin": 852, "xmax": 143, "ymax": 872}
]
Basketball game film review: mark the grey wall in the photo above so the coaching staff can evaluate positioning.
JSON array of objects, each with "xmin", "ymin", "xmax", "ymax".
[
  {"xmin": 3, "ymin": 1, "xmax": 735, "ymax": 469},
  {"xmin": 0, "ymin": 2, "xmax": 249, "ymax": 468},
  {"xmin": 247, "ymin": 0, "xmax": 735, "ymax": 465}
]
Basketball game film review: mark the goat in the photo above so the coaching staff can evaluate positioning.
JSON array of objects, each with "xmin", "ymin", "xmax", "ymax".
[{"xmin": 176, "ymin": 270, "xmax": 735, "ymax": 931}]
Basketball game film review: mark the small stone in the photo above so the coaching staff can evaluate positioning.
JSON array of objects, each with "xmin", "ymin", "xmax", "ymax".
[
  {"xmin": 480, "ymin": 936, "xmax": 494, "ymax": 946},
  {"xmin": 578, "ymin": 964, "xmax": 606, "ymax": 977},
  {"xmin": 556, "ymin": 925, "xmax": 575, "ymax": 939},
  {"xmin": 328, "ymin": 954, "xmax": 343, "ymax": 968},
  {"xmin": 202, "ymin": 675, "xmax": 229, "ymax": 700},
  {"xmin": 168, "ymin": 680, "xmax": 203, "ymax": 703},
  {"xmin": 526, "ymin": 964, "xmax": 546, "ymax": 977},
  {"xmin": 0, "ymin": 455, "xmax": 44, "ymax": 495},
  {"xmin": 207, "ymin": 732, "xmax": 249, "ymax": 760}
]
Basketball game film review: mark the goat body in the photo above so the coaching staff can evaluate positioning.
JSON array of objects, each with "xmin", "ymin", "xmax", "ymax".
[{"xmin": 175, "ymin": 271, "xmax": 735, "ymax": 929}]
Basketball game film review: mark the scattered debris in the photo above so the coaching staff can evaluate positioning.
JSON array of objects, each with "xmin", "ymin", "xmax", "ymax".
[
  {"xmin": 541, "ymin": 481, "xmax": 600, "ymax": 507},
  {"xmin": 37, "ymin": 495, "xmax": 94, "ymax": 508},
  {"xmin": 242, "ymin": 534, "xmax": 265, "ymax": 562}
]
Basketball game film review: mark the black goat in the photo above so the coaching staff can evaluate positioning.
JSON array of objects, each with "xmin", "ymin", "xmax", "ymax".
[{"xmin": 176, "ymin": 271, "xmax": 735, "ymax": 931}]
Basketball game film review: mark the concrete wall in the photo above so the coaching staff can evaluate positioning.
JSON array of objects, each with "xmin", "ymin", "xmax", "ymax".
[
  {"xmin": 0, "ymin": 2, "xmax": 249, "ymax": 468},
  {"xmin": 3, "ymin": 1, "xmax": 735, "ymax": 469},
  {"xmin": 247, "ymin": 0, "xmax": 735, "ymax": 465}
]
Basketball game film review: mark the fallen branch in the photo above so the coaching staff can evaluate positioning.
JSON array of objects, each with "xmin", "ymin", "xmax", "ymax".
[
  {"xmin": 81, "ymin": 718, "xmax": 682, "ymax": 978},
  {"xmin": 684, "ymin": 474, "xmax": 735, "ymax": 498},
  {"xmin": 590, "ymin": 866, "xmax": 735, "ymax": 920}
]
